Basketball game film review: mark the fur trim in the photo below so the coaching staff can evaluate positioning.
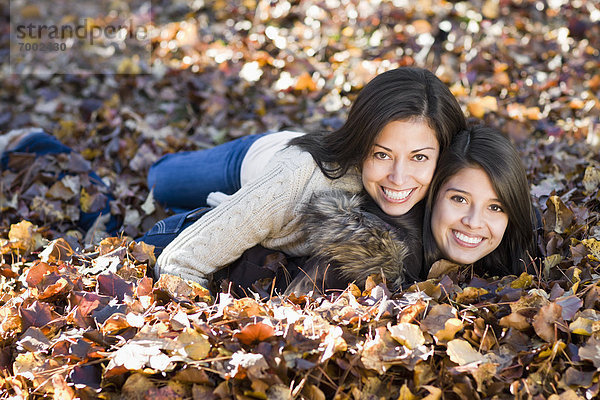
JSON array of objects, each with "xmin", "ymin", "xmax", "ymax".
[{"xmin": 299, "ymin": 190, "xmax": 409, "ymax": 289}]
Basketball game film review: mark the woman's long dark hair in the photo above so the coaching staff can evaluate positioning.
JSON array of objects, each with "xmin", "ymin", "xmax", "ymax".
[
  {"xmin": 290, "ymin": 67, "xmax": 466, "ymax": 179},
  {"xmin": 423, "ymin": 126, "xmax": 536, "ymax": 276}
]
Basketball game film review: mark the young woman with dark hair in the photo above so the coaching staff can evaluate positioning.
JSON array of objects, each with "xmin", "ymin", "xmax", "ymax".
[{"xmin": 150, "ymin": 67, "xmax": 467, "ymax": 287}]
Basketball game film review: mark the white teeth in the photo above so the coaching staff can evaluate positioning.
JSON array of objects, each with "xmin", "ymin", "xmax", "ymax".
[
  {"xmin": 383, "ymin": 187, "xmax": 412, "ymax": 200},
  {"xmin": 454, "ymin": 231, "xmax": 483, "ymax": 244}
]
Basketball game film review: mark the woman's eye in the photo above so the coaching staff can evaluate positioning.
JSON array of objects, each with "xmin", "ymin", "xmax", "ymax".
[
  {"xmin": 450, "ymin": 195, "xmax": 467, "ymax": 204},
  {"xmin": 490, "ymin": 204, "xmax": 504, "ymax": 212},
  {"xmin": 374, "ymin": 152, "xmax": 390, "ymax": 160},
  {"xmin": 412, "ymin": 154, "xmax": 428, "ymax": 161}
]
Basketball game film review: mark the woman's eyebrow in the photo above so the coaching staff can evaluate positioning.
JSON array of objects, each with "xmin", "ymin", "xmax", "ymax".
[
  {"xmin": 447, "ymin": 187, "xmax": 502, "ymax": 203},
  {"xmin": 374, "ymin": 144, "xmax": 437, "ymax": 153},
  {"xmin": 410, "ymin": 147, "xmax": 437, "ymax": 153},
  {"xmin": 446, "ymin": 187, "xmax": 470, "ymax": 195},
  {"xmin": 373, "ymin": 144, "xmax": 392, "ymax": 152}
]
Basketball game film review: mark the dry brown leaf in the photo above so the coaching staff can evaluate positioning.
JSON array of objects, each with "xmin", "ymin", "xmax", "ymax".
[
  {"xmin": 544, "ymin": 196, "xmax": 575, "ymax": 234},
  {"xmin": 532, "ymin": 302, "xmax": 563, "ymax": 342},
  {"xmin": 455, "ymin": 287, "xmax": 488, "ymax": 304},
  {"xmin": 499, "ymin": 312, "xmax": 530, "ymax": 330},
  {"xmin": 426, "ymin": 259, "xmax": 461, "ymax": 280}
]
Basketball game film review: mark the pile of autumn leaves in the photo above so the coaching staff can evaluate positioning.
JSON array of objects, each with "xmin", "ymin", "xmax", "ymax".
[{"xmin": 0, "ymin": 212, "xmax": 600, "ymax": 399}]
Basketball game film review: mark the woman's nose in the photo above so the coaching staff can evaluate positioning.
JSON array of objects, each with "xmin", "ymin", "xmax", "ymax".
[
  {"xmin": 388, "ymin": 160, "xmax": 409, "ymax": 185},
  {"xmin": 462, "ymin": 207, "xmax": 483, "ymax": 228}
]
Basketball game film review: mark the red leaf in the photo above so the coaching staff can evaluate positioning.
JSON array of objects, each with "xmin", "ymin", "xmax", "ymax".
[
  {"xmin": 234, "ymin": 322, "xmax": 275, "ymax": 345},
  {"xmin": 19, "ymin": 300, "xmax": 62, "ymax": 331},
  {"xmin": 97, "ymin": 272, "xmax": 134, "ymax": 301},
  {"xmin": 136, "ymin": 276, "xmax": 154, "ymax": 297},
  {"xmin": 25, "ymin": 261, "xmax": 57, "ymax": 287}
]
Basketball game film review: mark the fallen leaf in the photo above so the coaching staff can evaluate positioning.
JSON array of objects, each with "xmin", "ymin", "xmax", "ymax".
[
  {"xmin": 96, "ymin": 272, "xmax": 134, "ymax": 301},
  {"xmin": 446, "ymin": 339, "xmax": 484, "ymax": 366},
  {"xmin": 7, "ymin": 221, "xmax": 46, "ymax": 254},
  {"xmin": 388, "ymin": 322, "xmax": 426, "ymax": 350},
  {"xmin": 176, "ymin": 328, "xmax": 211, "ymax": 360},
  {"xmin": 544, "ymin": 196, "xmax": 574, "ymax": 234},
  {"xmin": 455, "ymin": 287, "xmax": 489, "ymax": 304},
  {"xmin": 577, "ymin": 336, "xmax": 600, "ymax": 368},
  {"xmin": 532, "ymin": 302, "xmax": 563, "ymax": 342},
  {"xmin": 555, "ymin": 295, "xmax": 583, "ymax": 321},
  {"xmin": 426, "ymin": 259, "xmax": 461, "ymax": 279},
  {"xmin": 234, "ymin": 322, "xmax": 275, "ymax": 345}
]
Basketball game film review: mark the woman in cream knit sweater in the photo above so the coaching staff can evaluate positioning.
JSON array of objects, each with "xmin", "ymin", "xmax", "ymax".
[{"xmin": 148, "ymin": 67, "xmax": 467, "ymax": 286}]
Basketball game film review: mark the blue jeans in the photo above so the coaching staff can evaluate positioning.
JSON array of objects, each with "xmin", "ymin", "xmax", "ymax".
[
  {"xmin": 140, "ymin": 132, "xmax": 266, "ymax": 256},
  {"xmin": 1, "ymin": 131, "xmax": 120, "ymax": 234},
  {"xmin": 147, "ymin": 133, "xmax": 266, "ymax": 212},
  {"xmin": 137, "ymin": 206, "xmax": 211, "ymax": 259}
]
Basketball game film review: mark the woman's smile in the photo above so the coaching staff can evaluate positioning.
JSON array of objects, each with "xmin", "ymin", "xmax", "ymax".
[
  {"xmin": 381, "ymin": 186, "xmax": 414, "ymax": 202},
  {"xmin": 452, "ymin": 229, "xmax": 484, "ymax": 247}
]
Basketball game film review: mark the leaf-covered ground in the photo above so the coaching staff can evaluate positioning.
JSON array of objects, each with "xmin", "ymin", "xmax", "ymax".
[{"xmin": 1, "ymin": 0, "xmax": 600, "ymax": 398}]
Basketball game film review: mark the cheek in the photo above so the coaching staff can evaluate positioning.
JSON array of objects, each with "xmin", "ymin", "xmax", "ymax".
[
  {"xmin": 493, "ymin": 217, "xmax": 509, "ymax": 241},
  {"xmin": 430, "ymin": 202, "xmax": 446, "ymax": 242},
  {"xmin": 417, "ymin": 164, "xmax": 437, "ymax": 186},
  {"xmin": 361, "ymin": 161, "xmax": 382, "ymax": 184}
]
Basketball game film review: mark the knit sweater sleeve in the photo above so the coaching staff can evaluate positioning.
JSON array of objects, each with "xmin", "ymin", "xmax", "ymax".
[{"xmin": 155, "ymin": 149, "xmax": 313, "ymax": 284}]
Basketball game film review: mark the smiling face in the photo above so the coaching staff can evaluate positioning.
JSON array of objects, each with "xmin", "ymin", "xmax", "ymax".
[
  {"xmin": 361, "ymin": 119, "xmax": 439, "ymax": 216},
  {"xmin": 431, "ymin": 166, "xmax": 509, "ymax": 264}
]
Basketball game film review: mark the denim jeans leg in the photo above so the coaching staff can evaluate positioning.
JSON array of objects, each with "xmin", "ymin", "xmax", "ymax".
[
  {"xmin": 1, "ymin": 131, "xmax": 119, "ymax": 235},
  {"xmin": 137, "ymin": 207, "xmax": 211, "ymax": 259},
  {"xmin": 147, "ymin": 133, "xmax": 267, "ymax": 211},
  {"xmin": 1, "ymin": 130, "xmax": 72, "ymax": 169}
]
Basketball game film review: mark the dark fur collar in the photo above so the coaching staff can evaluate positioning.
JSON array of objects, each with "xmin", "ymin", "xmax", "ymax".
[{"xmin": 286, "ymin": 190, "xmax": 423, "ymax": 294}]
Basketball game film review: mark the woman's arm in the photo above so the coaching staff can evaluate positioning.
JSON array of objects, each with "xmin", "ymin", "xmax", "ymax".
[{"xmin": 155, "ymin": 151, "xmax": 313, "ymax": 285}]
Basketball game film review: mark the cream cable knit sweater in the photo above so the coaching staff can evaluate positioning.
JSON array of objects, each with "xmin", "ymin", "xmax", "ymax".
[{"xmin": 155, "ymin": 146, "xmax": 363, "ymax": 285}]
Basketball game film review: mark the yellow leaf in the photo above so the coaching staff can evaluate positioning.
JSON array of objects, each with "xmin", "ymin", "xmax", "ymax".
[
  {"xmin": 397, "ymin": 383, "xmax": 418, "ymax": 400},
  {"xmin": 446, "ymin": 339, "xmax": 484, "ymax": 365},
  {"xmin": 571, "ymin": 268, "xmax": 582, "ymax": 293},
  {"xmin": 177, "ymin": 328, "xmax": 211, "ymax": 360},
  {"xmin": 388, "ymin": 323, "xmax": 425, "ymax": 350},
  {"xmin": 435, "ymin": 318, "xmax": 463, "ymax": 342},
  {"xmin": 569, "ymin": 317, "xmax": 594, "ymax": 335},
  {"xmin": 295, "ymin": 72, "xmax": 317, "ymax": 91},
  {"xmin": 510, "ymin": 272, "xmax": 533, "ymax": 289},
  {"xmin": 455, "ymin": 287, "xmax": 489, "ymax": 304},
  {"xmin": 538, "ymin": 340, "xmax": 566, "ymax": 358},
  {"xmin": 449, "ymin": 82, "xmax": 468, "ymax": 97},
  {"xmin": 581, "ymin": 239, "xmax": 600, "ymax": 260},
  {"xmin": 8, "ymin": 221, "xmax": 45, "ymax": 254}
]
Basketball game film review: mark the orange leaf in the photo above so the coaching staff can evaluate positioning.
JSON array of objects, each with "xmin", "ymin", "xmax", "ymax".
[{"xmin": 234, "ymin": 322, "xmax": 275, "ymax": 345}]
